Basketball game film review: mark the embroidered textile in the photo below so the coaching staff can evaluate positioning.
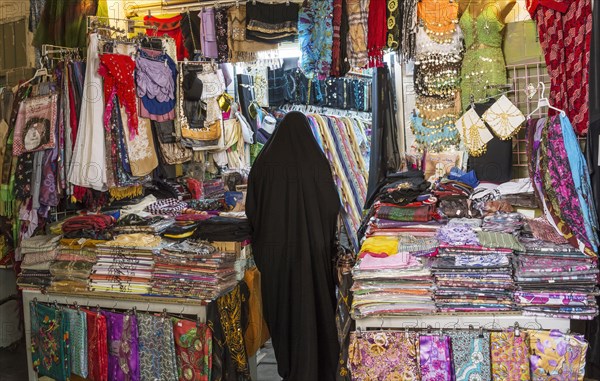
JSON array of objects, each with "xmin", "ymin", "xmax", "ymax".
[
  {"xmin": 348, "ymin": 330, "xmax": 419, "ymax": 380},
  {"xmin": 173, "ymin": 318, "xmax": 212, "ymax": 381},
  {"xmin": 64, "ymin": 308, "xmax": 88, "ymax": 378},
  {"xmin": 30, "ymin": 303, "xmax": 70, "ymax": 380},
  {"xmin": 490, "ymin": 330, "xmax": 530, "ymax": 380},
  {"xmin": 102, "ymin": 311, "xmax": 140, "ymax": 381}
]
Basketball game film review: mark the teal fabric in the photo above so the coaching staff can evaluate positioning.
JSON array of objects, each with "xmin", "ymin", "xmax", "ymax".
[
  {"xmin": 30, "ymin": 302, "xmax": 71, "ymax": 381},
  {"xmin": 64, "ymin": 308, "xmax": 88, "ymax": 378}
]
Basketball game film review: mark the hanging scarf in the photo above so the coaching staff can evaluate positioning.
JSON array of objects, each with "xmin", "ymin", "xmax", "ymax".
[
  {"xmin": 367, "ymin": 0, "xmax": 387, "ymax": 67},
  {"xmin": 227, "ymin": 6, "xmax": 276, "ymax": 63},
  {"xmin": 330, "ymin": 0, "xmax": 343, "ymax": 76},
  {"xmin": 298, "ymin": 0, "xmax": 334, "ymax": 79},
  {"xmin": 215, "ymin": 7, "xmax": 229, "ymax": 62},
  {"xmin": 98, "ymin": 54, "xmax": 139, "ymax": 138},
  {"xmin": 346, "ymin": 0, "xmax": 370, "ymax": 68}
]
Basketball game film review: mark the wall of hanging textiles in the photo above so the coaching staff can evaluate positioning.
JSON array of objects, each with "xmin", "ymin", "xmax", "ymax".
[
  {"xmin": 347, "ymin": 327, "xmax": 589, "ymax": 381},
  {"xmin": 29, "ymin": 288, "xmax": 255, "ymax": 381}
]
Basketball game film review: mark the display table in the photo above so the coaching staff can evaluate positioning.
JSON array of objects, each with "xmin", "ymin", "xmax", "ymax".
[{"xmin": 22, "ymin": 289, "xmax": 258, "ymax": 381}]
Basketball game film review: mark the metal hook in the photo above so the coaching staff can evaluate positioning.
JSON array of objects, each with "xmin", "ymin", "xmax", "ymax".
[
  {"xmin": 380, "ymin": 318, "xmax": 385, "ymax": 330},
  {"xmin": 514, "ymin": 322, "xmax": 521, "ymax": 337},
  {"xmin": 179, "ymin": 306, "xmax": 185, "ymax": 317}
]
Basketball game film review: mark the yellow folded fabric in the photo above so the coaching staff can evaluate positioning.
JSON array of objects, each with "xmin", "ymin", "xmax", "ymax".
[{"xmin": 359, "ymin": 236, "xmax": 399, "ymax": 256}]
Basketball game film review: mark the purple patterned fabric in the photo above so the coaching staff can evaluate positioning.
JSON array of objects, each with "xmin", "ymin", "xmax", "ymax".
[
  {"xmin": 135, "ymin": 56, "xmax": 175, "ymax": 103},
  {"xmin": 419, "ymin": 335, "xmax": 454, "ymax": 381},
  {"xmin": 436, "ymin": 223, "xmax": 480, "ymax": 246},
  {"xmin": 102, "ymin": 311, "xmax": 140, "ymax": 381}
]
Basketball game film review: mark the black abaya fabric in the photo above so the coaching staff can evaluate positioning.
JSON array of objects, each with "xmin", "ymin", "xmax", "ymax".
[
  {"xmin": 365, "ymin": 65, "xmax": 401, "ymax": 208},
  {"xmin": 246, "ymin": 111, "xmax": 340, "ymax": 380}
]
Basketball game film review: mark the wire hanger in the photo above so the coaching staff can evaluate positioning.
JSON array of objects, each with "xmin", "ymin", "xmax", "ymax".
[
  {"xmin": 17, "ymin": 57, "xmax": 53, "ymax": 90},
  {"xmin": 527, "ymin": 81, "xmax": 566, "ymax": 119}
]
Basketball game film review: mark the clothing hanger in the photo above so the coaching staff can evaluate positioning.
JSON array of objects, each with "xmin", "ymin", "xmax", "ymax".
[
  {"xmin": 17, "ymin": 57, "xmax": 52, "ymax": 90},
  {"xmin": 527, "ymin": 81, "xmax": 566, "ymax": 119}
]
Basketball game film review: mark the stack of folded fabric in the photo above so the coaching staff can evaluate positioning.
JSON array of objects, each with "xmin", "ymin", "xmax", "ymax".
[
  {"xmin": 351, "ymin": 236, "xmax": 436, "ymax": 317},
  {"xmin": 90, "ymin": 234, "xmax": 161, "ymax": 294},
  {"xmin": 433, "ymin": 225, "xmax": 516, "ymax": 312},
  {"xmin": 193, "ymin": 216, "xmax": 252, "ymax": 242},
  {"xmin": 61, "ymin": 214, "xmax": 116, "ymax": 240},
  {"xmin": 433, "ymin": 179, "xmax": 476, "ymax": 220},
  {"xmin": 481, "ymin": 212, "xmax": 524, "ymax": 235},
  {"xmin": 514, "ymin": 238, "xmax": 599, "ymax": 320},
  {"xmin": 17, "ymin": 235, "xmax": 61, "ymax": 290},
  {"xmin": 47, "ymin": 238, "xmax": 103, "ymax": 292},
  {"xmin": 114, "ymin": 214, "xmax": 174, "ymax": 235},
  {"xmin": 152, "ymin": 240, "xmax": 237, "ymax": 300}
]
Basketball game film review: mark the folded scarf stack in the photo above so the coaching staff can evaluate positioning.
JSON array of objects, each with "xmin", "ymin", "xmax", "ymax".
[
  {"xmin": 90, "ymin": 234, "xmax": 160, "ymax": 294},
  {"xmin": 152, "ymin": 240, "xmax": 238, "ymax": 300},
  {"xmin": 48, "ymin": 238, "xmax": 104, "ymax": 293},
  {"xmin": 17, "ymin": 235, "xmax": 61, "ymax": 290}
]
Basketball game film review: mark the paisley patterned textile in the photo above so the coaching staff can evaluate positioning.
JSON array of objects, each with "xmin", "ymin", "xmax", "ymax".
[
  {"xmin": 448, "ymin": 331, "xmax": 491, "ymax": 381},
  {"xmin": 64, "ymin": 308, "xmax": 88, "ymax": 378},
  {"xmin": 528, "ymin": 329, "xmax": 588, "ymax": 381},
  {"xmin": 490, "ymin": 330, "xmax": 531, "ymax": 380},
  {"xmin": 419, "ymin": 334, "xmax": 454, "ymax": 381},
  {"xmin": 137, "ymin": 313, "xmax": 178, "ymax": 381},
  {"xmin": 30, "ymin": 302, "xmax": 70, "ymax": 381},
  {"xmin": 102, "ymin": 311, "xmax": 140, "ymax": 381},
  {"xmin": 173, "ymin": 318, "xmax": 212, "ymax": 381},
  {"xmin": 348, "ymin": 330, "xmax": 419, "ymax": 380}
]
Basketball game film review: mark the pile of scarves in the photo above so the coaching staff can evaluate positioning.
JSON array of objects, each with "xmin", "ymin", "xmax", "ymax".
[
  {"xmin": 348, "ymin": 328, "xmax": 588, "ymax": 381},
  {"xmin": 48, "ymin": 238, "xmax": 103, "ymax": 293},
  {"xmin": 351, "ymin": 236, "xmax": 436, "ymax": 317},
  {"xmin": 16, "ymin": 234, "xmax": 61, "ymax": 290},
  {"xmin": 90, "ymin": 234, "xmax": 160, "ymax": 294},
  {"xmin": 152, "ymin": 240, "xmax": 238, "ymax": 300},
  {"xmin": 514, "ymin": 238, "xmax": 599, "ymax": 320},
  {"xmin": 61, "ymin": 214, "xmax": 116, "ymax": 240}
]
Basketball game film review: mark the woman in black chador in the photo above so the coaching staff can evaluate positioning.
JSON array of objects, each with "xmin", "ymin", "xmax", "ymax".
[{"xmin": 246, "ymin": 111, "xmax": 340, "ymax": 380}]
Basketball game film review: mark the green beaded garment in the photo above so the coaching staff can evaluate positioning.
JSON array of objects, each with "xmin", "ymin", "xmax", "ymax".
[{"xmin": 459, "ymin": 7, "xmax": 507, "ymax": 110}]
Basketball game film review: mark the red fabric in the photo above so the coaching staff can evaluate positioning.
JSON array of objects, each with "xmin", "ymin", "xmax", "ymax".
[
  {"xmin": 144, "ymin": 14, "xmax": 188, "ymax": 61},
  {"xmin": 98, "ymin": 54, "xmax": 139, "ymax": 138},
  {"xmin": 62, "ymin": 214, "xmax": 115, "ymax": 233},
  {"xmin": 532, "ymin": 0, "xmax": 592, "ymax": 135},
  {"xmin": 526, "ymin": 0, "xmax": 569, "ymax": 18},
  {"xmin": 330, "ymin": 0, "xmax": 343, "ymax": 76},
  {"xmin": 367, "ymin": 0, "xmax": 387, "ymax": 67},
  {"xmin": 83, "ymin": 310, "xmax": 109, "ymax": 381}
]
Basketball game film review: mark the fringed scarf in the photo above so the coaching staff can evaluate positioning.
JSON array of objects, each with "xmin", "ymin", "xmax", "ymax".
[
  {"xmin": 227, "ymin": 5, "xmax": 277, "ymax": 63},
  {"xmin": 367, "ymin": 0, "xmax": 387, "ymax": 67}
]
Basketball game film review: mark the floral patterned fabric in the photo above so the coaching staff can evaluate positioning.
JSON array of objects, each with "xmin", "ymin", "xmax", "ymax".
[
  {"xmin": 348, "ymin": 330, "xmax": 419, "ymax": 380},
  {"xmin": 173, "ymin": 318, "xmax": 212, "ymax": 381},
  {"xmin": 490, "ymin": 330, "xmax": 530, "ymax": 380},
  {"xmin": 30, "ymin": 302, "xmax": 70, "ymax": 381},
  {"xmin": 419, "ymin": 335, "xmax": 454, "ymax": 381},
  {"xmin": 138, "ymin": 313, "xmax": 178, "ymax": 381},
  {"xmin": 448, "ymin": 331, "xmax": 491, "ymax": 381},
  {"xmin": 528, "ymin": 329, "xmax": 588, "ymax": 381}
]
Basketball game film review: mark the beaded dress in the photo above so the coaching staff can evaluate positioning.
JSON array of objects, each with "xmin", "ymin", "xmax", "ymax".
[{"xmin": 459, "ymin": 7, "xmax": 507, "ymax": 110}]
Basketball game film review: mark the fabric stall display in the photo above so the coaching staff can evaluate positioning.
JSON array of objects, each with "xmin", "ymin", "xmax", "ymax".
[
  {"xmin": 347, "ymin": 328, "xmax": 589, "ymax": 381},
  {"xmin": 267, "ymin": 67, "xmax": 372, "ymax": 111},
  {"xmin": 16, "ymin": 234, "xmax": 61, "ymax": 290},
  {"xmin": 246, "ymin": 112, "xmax": 340, "ymax": 380},
  {"xmin": 351, "ymin": 237, "xmax": 436, "ymax": 317},
  {"xmin": 90, "ymin": 234, "xmax": 160, "ymax": 294},
  {"xmin": 514, "ymin": 238, "xmax": 599, "ymax": 320},
  {"xmin": 305, "ymin": 113, "xmax": 370, "ymax": 251},
  {"xmin": 412, "ymin": 0, "xmax": 463, "ymax": 152},
  {"xmin": 151, "ymin": 240, "xmax": 238, "ymax": 299}
]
